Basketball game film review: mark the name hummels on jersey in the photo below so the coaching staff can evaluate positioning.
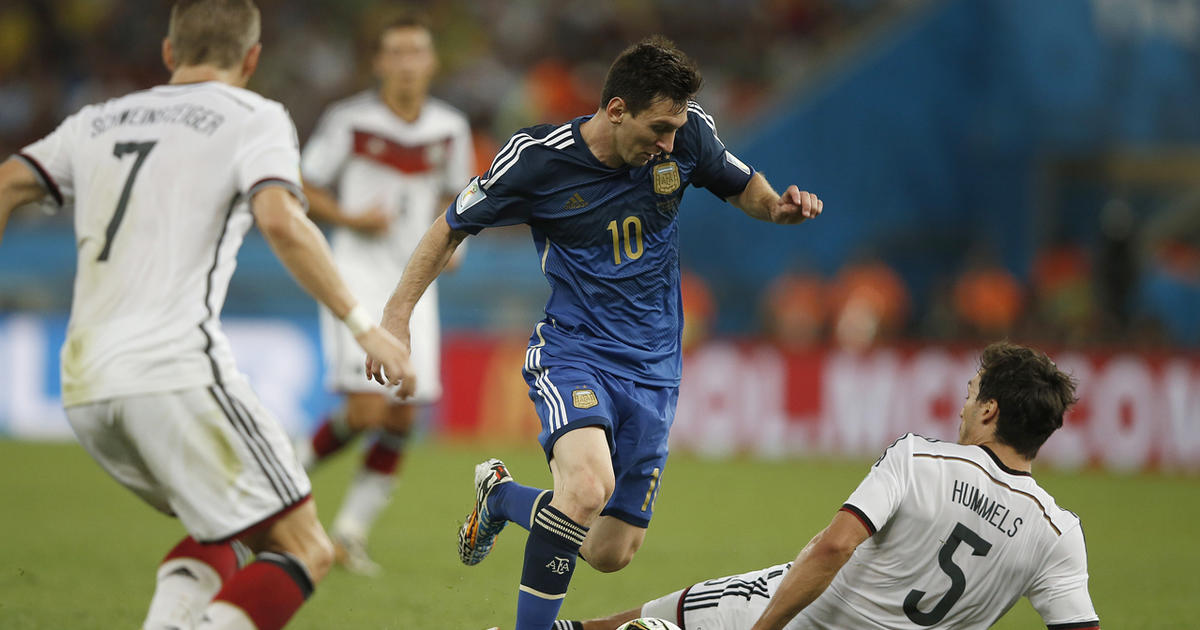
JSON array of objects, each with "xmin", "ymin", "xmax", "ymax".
[
  {"xmin": 951, "ymin": 479, "xmax": 1023, "ymax": 538},
  {"xmin": 91, "ymin": 103, "xmax": 225, "ymax": 137}
]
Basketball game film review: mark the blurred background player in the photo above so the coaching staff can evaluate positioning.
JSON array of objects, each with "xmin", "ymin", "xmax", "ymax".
[
  {"xmin": 369, "ymin": 37, "xmax": 823, "ymax": 630},
  {"xmin": 560, "ymin": 342, "xmax": 1100, "ymax": 630},
  {"xmin": 0, "ymin": 1, "xmax": 411, "ymax": 628},
  {"xmin": 293, "ymin": 10, "xmax": 473, "ymax": 575}
]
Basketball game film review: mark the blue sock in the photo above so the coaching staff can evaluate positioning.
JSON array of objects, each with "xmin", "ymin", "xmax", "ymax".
[
  {"xmin": 488, "ymin": 482, "xmax": 553, "ymax": 531},
  {"xmin": 515, "ymin": 505, "xmax": 588, "ymax": 630}
]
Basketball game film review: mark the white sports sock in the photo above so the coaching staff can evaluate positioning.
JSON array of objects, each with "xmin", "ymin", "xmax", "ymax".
[
  {"xmin": 196, "ymin": 600, "xmax": 255, "ymax": 630},
  {"xmin": 143, "ymin": 558, "xmax": 224, "ymax": 630},
  {"xmin": 331, "ymin": 470, "xmax": 395, "ymax": 541}
]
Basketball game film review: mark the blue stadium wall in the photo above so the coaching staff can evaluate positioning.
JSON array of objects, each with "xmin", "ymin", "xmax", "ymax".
[{"xmin": 678, "ymin": 0, "xmax": 1200, "ymax": 330}]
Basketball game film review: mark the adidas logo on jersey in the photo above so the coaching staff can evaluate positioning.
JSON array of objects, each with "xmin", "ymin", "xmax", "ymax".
[{"xmin": 563, "ymin": 193, "xmax": 588, "ymax": 210}]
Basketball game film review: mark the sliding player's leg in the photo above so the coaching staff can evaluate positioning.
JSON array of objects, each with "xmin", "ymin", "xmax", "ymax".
[{"xmin": 559, "ymin": 563, "xmax": 794, "ymax": 630}]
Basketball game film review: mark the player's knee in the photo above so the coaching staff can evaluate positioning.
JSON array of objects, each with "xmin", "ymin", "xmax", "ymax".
[
  {"xmin": 344, "ymin": 409, "xmax": 385, "ymax": 431},
  {"xmin": 344, "ymin": 395, "xmax": 389, "ymax": 430},
  {"xmin": 380, "ymin": 411, "xmax": 415, "ymax": 435},
  {"xmin": 261, "ymin": 503, "xmax": 335, "ymax": 583},
  {"xmin": 307, "ymin": 525, "xmax": 336, "ymax": 580},
  {"xmin": 586, "ymin": 544, "xmax": 636, "ymax": 573},
  {"xmin": 560, "ymin": 473, "xmax": 614, "ymax": 517},
  {"xmin": 298, "ymin": 526, "xmax": 335, "ymax": 583}
]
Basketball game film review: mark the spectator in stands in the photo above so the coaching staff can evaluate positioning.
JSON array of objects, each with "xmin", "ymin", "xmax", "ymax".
[
  {"xmin": 828, "ymin": 256, "xmax": 909, "ymax": 351},
  {"xmin": 762, "ymin": 271, "xmax": 827, "ymax": 351}
]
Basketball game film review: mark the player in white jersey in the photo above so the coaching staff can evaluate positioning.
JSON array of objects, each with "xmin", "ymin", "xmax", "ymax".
[
  {"xmin": 290, "ymin": 11, "xmax": 474, "ymax": 575},
  {"xmin": 559, "ymin": 342, "xmax": 1100, "ymax": 630},
  {"xmin": 0, "ymin": 1, "xmax": 410, "ymax": 629}
]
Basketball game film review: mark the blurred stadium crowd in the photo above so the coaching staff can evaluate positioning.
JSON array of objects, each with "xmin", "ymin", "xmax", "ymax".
[
  {"xmin": 0, "ymin": 0, "xmax": 895, "ymax": 154},
  {"xmin": 2, "ymin": 0, "xmax": 1198, "ymax": 351}
]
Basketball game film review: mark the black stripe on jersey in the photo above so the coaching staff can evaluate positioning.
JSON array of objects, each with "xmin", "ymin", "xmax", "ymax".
[
  {"xmin": 684, "ymin": 578, "xmax": 772, "ymax": 606},
  {"xmin": 200, "ymin": 192, "xmax": 241, "ymax": 386},
  {"xmin": 220, "ymin": 385, "xmax": 301, "ymax": 502},
  {"xmin": 912, "ymin": 452, "xmax": 1062, "ymax": 535},
  {"xmin": 1047, "ymin": 621, "xmax": 1100, "ymax": 629},
  {"xmin": 208, "ymin": 386, "xmax": 288, "ymax": 504},
  {"xmin": 15, "ymin": 152, "xmax": 64, "ymax": 205},
  {"xmin": 246, "ymin": 177, "xmax": 307, "ymax": 211},
  {"xmin": 978, "ymin": 444, "xmax": 1033, "ymax": 476},
  {"xmin": 840, "ymin": 503, "xmax": 878, "ymax": 536},
  {"xmin": 684, "ymin": 584, "xmax": 771, "ymax": 604}
]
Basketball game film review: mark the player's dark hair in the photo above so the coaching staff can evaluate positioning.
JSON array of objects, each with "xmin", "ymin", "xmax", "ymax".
[
  {"xmin": 601, "ymin": 36, "xmax": 702, "ymax": 116},
  {"xmin": 168, "ymin": 0, "xmax": 261, "ymax": 69},
  {"xmin": 976, "ymin": 341, "xmax": 1078, "ymax": 459},
  {"xmin": 371, "ymin": 8, "xmax": 433, "ymax": 54}
]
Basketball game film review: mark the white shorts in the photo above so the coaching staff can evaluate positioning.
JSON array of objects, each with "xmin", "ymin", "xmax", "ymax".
[
  {"xmin": 319, "ymin": 283, "xmax": 441, "ymax": 403},
  {"xmin": 642, "ymin": 563, "xmax": 792, "ymax": 630},
  {"xmin": 65, "ymin": 379, "xmax": 312, "ymax": 542}
]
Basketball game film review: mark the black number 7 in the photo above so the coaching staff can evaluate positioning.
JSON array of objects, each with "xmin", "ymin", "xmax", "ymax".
[
  {"xmin": 903, "ymin": 522, "xmax": 993, "ymax": 626},
  {"xmin": 97, "ymin": 140, "xmax": 157, "ymax": 262}
]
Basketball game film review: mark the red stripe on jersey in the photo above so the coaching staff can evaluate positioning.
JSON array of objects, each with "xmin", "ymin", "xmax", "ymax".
[
  {"xmin": 352, "ymin": 129, "xmax": 446, "ymax": 174},
  {"xmin": 676, "ymin": 585, "xmax": 691, "ymax": 630},
  {"xmin": 839, "ymin": 504, "xmax": 877, "ymax": 536}
]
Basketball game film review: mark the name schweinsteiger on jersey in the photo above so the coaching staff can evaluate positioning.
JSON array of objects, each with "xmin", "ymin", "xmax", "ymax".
[{"xmin": 17, "ymin": 81, "xmax": 305, "ymax": 407}]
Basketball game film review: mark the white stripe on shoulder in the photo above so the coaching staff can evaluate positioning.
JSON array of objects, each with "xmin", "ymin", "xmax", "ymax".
[
  {"xmin": 688, "ymin": 101, "xmax": 717, "ymax": 131},
  {"xmin": 486, "ymin": 124, "xmax": 572, "ymax": 182},
  {"xmin": 482, "ymin": 123, "xmax": 574, "ymax": 190}
]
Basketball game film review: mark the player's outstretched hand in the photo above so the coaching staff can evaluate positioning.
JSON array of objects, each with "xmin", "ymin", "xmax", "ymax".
[
  {"xmin": 771, "ymin": 185, "xmax": 823, "ymax": 225},
  {"xmin": 359, "ymin": 326, "xmax": 417, "ymax": 399}
]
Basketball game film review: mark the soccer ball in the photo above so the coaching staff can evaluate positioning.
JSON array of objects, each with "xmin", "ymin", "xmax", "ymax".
[{"xmin": 616, "ymin": 618, "xmax": 682, "ymax": 630}]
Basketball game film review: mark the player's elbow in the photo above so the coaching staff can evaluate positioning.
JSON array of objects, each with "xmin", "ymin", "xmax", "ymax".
[
  {"xmin": 253, "ymin": 191, "xmax": 305, "ymax": 244},
  {"xmin": 808, "ymin": 525, "xmax": 860, "ymax": 565}
]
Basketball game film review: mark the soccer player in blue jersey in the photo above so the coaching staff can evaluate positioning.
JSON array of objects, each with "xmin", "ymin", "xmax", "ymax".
[{"xmin": 368, "ymin": 36, "xmax": 823, "ymax": 630}]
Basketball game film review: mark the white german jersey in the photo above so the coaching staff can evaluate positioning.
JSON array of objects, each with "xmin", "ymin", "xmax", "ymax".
[
  {"xmin": 17, "ymin": 81, "xmax": 304, "ymax": 407},
  {"xmin": 301, "ymin": 91, "xmax": 472, "ymax": 280},
  {"xmin": 793, "ymin": 433, "xmax": 1099, "ymax": 629}
]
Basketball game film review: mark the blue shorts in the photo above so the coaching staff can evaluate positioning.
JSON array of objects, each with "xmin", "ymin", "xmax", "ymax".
[{"xmin": 522, "ymin": 358, "xmax": 678, "ymax": 528}]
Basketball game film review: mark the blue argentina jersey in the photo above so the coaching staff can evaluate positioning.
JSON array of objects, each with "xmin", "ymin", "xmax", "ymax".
[{"xmin": 446, "ymin": 102, "xmax": 754, "ymax": 385}]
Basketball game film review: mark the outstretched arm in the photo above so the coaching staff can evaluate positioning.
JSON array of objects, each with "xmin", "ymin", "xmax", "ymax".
[
  {"xmin": 728, "ymin": 172, "xmax": 823, "ymax": 225},
  {"xmin": 0, "ymin": 158, "xmax": 53, "ymax": 246},
  {"xmin": 367, "ymin": 211, "xmax": 467, "ymax": 392},
  {"xmin": 303, "ymin": 182, "xmax": 390, "ymax": 235},
  {"xmin": 251, "ymin": 185, "xmax": 411, "ymax": 389},
  {"xmin": 750, "ymin": 510, "xmax": 869, "ymax": 630}
]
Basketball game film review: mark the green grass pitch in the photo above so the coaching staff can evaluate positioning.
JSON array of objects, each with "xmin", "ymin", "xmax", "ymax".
[{"xmin": 1, "ymin": 439, "xmax": 1196, "ymax": 628}]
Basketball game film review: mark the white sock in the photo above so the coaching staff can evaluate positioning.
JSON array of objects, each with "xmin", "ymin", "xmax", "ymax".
[
  {"xmin": 143, "ymin": 558, "xmax": 224, "ymax": 630},
  {"xmin": 196, "ymin": 601, "xmax": 255, "ymax": 630},
  {"xmin": 331, "ymin": 470, "xmax": 395, "ymax": 541}
]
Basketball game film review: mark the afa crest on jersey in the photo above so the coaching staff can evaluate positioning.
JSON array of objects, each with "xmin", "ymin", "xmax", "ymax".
[
  {"xmin": 652, "ymin": 161, "xmax": 680, "ymax": 194},
  {"xmin": 572, "ymin": 388, "xmax": 599, "ymax": 409}
]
